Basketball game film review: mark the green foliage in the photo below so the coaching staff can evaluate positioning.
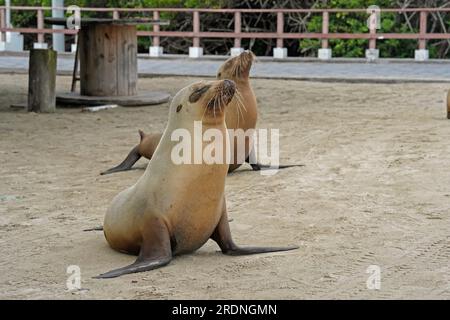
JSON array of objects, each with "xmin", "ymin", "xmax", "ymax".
[
  {"xmin": 299, "ymin": 0, "xmax": 422, "ymax": 58},
  {"xmin": 2, "ymin": 0, "xmax": 449, "ymax": 58}
]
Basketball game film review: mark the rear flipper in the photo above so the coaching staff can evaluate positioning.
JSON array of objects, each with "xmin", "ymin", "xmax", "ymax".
[
  {"xmin": 101, "ymin": 146, "xmax": 142, "ymax": 176},
  {"xmin": 211, "ymin": 203, "xmax": 299, "ymax": 256},
  {"xmin": 245, "ymin": 157, "xmax": 304, "ymax": 172},
  {"xmin": 95, "ymin": 217, "xmax": 172, "ymax": 279},
  {"xmin": 95, "ymin": 257, "xmax": 172, "ymax": 279},
  {"xmin": 84, "ymin": 226, "xmax": 104, "ymax": 232}
]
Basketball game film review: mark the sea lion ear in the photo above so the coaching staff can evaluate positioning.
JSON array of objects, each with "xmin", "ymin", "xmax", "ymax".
[
  {"xmin": 189, "ymin": 85, "xmax": 211, "ymax": 103},
  {"xmin": 139, "ymin": 130, "xmax": 145, "ymax": 142}
]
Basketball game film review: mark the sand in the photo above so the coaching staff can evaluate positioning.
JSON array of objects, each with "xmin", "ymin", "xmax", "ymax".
[{"xmin": 0, "ymin": 74, "xmax": 449, "ymax": 300}]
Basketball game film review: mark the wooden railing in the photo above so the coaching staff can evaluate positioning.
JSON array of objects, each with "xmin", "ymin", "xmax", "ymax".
[{"xmin": 1, "ymin": 6, "xmax": 450, "ymax": 57}]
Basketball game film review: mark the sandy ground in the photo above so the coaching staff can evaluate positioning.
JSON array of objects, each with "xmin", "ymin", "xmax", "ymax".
[{"xmin": 0, "ymin": 74, "xmax": 449, "ymax": 300}]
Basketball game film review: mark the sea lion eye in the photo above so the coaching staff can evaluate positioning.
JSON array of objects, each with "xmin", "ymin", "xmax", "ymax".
[
  {"xmin": 177, "ymin": 105, "xmax": 183, "ymax": 113},
  {"xmin": 189, "ymin": 85, "xmax": 211, "ymax": 103},
  {"xmin": 218, "ymin": 72, "xmax": 222, "ymax": 78}
]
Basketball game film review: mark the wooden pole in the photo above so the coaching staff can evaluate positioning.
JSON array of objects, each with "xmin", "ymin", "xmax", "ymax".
[
  {"xmin": 0, "ymin": 8, "xmax": 5, "ymax": 43},
  {"xmin": 234, "ymin": 11, "xmax": 241, "ymax": 48},
  {"xmin": 322, "ymin": 12, "xmax": 329, "ymax": 49},
  {"xmin": 276, "ymin": 12, "xmax": 284, "ymax": 48},
  {"xmin": 37, "ymin": 9, "xmax": 45, "ymax": 44},
  {"xmin": 28, "ymin": 49, "xmax": 57, "ymax": 113},
  {"xmin": 153, "ymin": 11, "xmax": 160, "ymax": 47},
  {"xmin": 71, "ymin": 35, "xmax": 80, "ymax": 92},
  {"xmin": 193, "ymin": 11, "xmax": 200, "ymax": 47},
  {"xmin": 447, "ymin": 89, "xmax": 450, "ymax": 119},
  {"xmin": 419, "ymin": 11, "xmax": 427, "ymax": 50}
]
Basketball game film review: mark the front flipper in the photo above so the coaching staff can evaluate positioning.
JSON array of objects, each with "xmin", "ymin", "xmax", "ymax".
[
  {"xmin": 95, "ymin": 217, "xmax": 172, "ymax": 279},
  {"xmin": 211, "ymin": 204, "xmax": 299, "ymax": 256}
]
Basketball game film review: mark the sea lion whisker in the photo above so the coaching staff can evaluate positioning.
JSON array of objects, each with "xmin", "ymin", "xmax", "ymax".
[
  {"xmin": 203, "ymin": 94, "xmax": 215, "ymax": 121},
  {"xmin": 235, "ymin": 89, "xmax": 247, "ymax": 113},
  {"xmin": 233, "ymin": 90, "xmax": 245, "ymax": 123},
  {"xmin": 213, "ymin": 94, "xmax": 218, "ymax": 120}
]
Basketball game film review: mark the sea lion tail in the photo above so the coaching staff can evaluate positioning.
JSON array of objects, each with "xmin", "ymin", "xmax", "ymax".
[{"xmin": 101, "ymin": 145, "xmax": 142, "ymax": 175}]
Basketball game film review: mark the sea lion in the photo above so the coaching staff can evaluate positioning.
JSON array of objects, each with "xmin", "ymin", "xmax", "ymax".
[
  {"xmin": 96, "ymin": 79, "xmax": 298, "ymax": 279},
  {"xmin": 101, "ymin": 50, "xmax": 260, "ymax": 175}
]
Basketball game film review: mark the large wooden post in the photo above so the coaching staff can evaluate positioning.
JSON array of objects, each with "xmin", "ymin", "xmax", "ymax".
[
  {"xmin": 28, "ymin": 49, "xmax": 57, "ymax": 113},
  {"xmin": 79, "ymin": 24, "xmax": 137, "ymax": 97}
]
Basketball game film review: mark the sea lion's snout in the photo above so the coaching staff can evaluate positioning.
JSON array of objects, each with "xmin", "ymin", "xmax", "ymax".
[
  {"xmin": 217, "ymin": 79, "xmax": 236, "ymax": 107},
  {"xmin": 222, "ymin": 79, "xmax": 236, "ymax": 104},
  {"xmin": 203, "ymin": 80, "xmax": 236, "ymax": 118},
  {"xmin": 242, "ymin": 50, "xmax": 255, "ymax": 61}
]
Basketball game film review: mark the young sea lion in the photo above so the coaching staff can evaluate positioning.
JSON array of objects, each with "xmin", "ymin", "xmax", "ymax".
[
  {"xmin": 101, "ymin": 51, "xmax": 259, "ymax": 175},
  {"xmin": 96, "ymin": 79, "xmax": 298, "ymax": 279}
]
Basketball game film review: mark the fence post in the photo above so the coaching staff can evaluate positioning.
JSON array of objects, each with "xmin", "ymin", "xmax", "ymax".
[
  {"xmin": 318, "ymin": 11, "xmax": 332, "ymax": 60},
  {"xmin": 149, "ymin": 10, "xmax": 163, "ymax": 57},
  {"xmin": 365, "ymin": 7, "xmax": 379, "ymax": 61},
  {"xmin": 34, "ymin": 8, "xmax": 48, "ymax": 49},
  {"xmin": 0, "ymin": 7, "xmax": 5, "ymax": 45},
  {"xmin": 231, "ymin": 11, "xmax": 243, "ymax": 56},
  {"xmin": 274, "ymin": 11, "xmax": 287, "ymax": 59},
  {"xmin": 51, "ymin": 0, "xmax": 65, "ymax": 52},
  {"xmin": 113, "ymin": 10, "xmax": 120, "ymax": 20},
  {"xmin": 415, "ymin": 11, "xmax": 429, "ymax": 61},
  {"xmin": 189, "ymin": 10, "xmax": 203, "ymax": 58}
]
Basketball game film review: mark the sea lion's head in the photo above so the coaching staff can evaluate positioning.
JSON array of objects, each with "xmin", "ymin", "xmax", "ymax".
[
  {"xmin": 170, "ymin": 79, "xmax": 236, "ymax": 125},
  {"xmin": 217, "ymin": 50, "xmax": 255, "ymax": 82}
]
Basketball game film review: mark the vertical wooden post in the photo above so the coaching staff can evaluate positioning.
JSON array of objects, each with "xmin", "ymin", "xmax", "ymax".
[
  {"xmin": 113, "ymin": 10, "xmax": 120, "ymax": 20},
  {"xmin": 369, "ymin": 14, "xmax": 377, "ymax": 50},
  {"xmin": 276, "ymin": 11, "xmax": 284, "ymax": 48},
  {"xmin": 234, "ymin": 11, "xmax": 241, "ymax": 48},
  {"xmin": 447, "ymin": 89, "xmax": 450, "ymax": 119},
  {"xmin": 28, "ymin": 49, "xmax": 57, "ymax": 113},
  {"xmin": 419, "ymin": 11, "xmax": 427, "ymax": 50},
  {"xmin": 0, "ymin": 8, "xmax": 5, "ymax": 42},
  {"xmin": 193, "ymin": 11, "xmax": 200, "ymax": 48},
  {"xmin": 153, "ymin": 10, "xmax": 160, "ymax": 47},
  {"xmin": 37, "ymin": 9, "xmax": 45, "ymax": 44},
  {"xmin": 322, "ymin": 11, "xmax": 329, "ymax": 49},
  {"xmin": 71, "ymin": 35, "xmax": 80, "ymax": 93}
]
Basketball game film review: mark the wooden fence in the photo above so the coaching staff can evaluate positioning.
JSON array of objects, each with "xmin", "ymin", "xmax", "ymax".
[{"xmin": 1, "ymin": 6, "xmax": 450, "ymax": 58}]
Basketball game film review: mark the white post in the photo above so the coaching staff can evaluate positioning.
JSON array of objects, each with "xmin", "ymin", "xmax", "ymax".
[
  {"xmin": 2, "ymin": 0, "xmax": 24, "ymax": 52},
  {"xmin": 52, "ymin": 0, "xmax": 65, "ymax": 52},
  {"xmin": 5, "ymin": 0, "xmax": 11, "ymax": 28}
]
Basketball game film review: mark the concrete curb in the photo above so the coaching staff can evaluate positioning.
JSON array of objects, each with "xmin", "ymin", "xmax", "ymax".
[{"xmin": 1, "ymin": 67, "xmax": 449, "ymax": 84}]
